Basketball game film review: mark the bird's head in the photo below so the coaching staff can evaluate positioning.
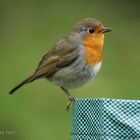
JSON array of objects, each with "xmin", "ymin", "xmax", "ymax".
[{"xmin": 73, "ymin": 18, "xmax": 112, "ymax": 47}]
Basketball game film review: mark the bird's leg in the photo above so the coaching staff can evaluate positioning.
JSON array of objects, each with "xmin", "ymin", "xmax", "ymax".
[{"xmin": 60, "ymin": 87, "xmax": 75, "ymax": 111}]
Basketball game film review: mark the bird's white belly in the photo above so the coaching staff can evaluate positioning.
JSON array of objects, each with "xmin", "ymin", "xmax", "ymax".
[
  {"xmin": 92, "ymin": 62, "xmax": 102, "ymax": 76},
  {"xmin": 47, "ymin": 60, "xmax": 102, "ymax": 89}
]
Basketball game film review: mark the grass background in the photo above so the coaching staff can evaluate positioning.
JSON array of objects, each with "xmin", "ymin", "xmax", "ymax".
[{"xmin": 0, "ymin": 0, "xmax": 140, "ymax": 139}]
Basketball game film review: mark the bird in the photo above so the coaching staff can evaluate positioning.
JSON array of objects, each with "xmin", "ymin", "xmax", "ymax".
[{"xmin": 9, "ymin": 18, "xmax": 112, "ymax": 111}]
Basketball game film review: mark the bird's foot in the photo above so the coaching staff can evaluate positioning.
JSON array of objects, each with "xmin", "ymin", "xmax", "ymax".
[{"xmin": 66, "ymin": 96, "xmax": 75, "ymax": 111}]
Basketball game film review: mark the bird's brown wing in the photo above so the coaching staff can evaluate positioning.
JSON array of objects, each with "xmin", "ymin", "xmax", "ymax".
[{"xmin": 32, "ymin": 43, "xmax": 79, "ymax": 81}]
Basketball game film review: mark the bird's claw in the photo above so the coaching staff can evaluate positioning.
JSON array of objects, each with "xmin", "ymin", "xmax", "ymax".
[{"xmin": 66, "ymin": 96, "xmax": 75, "ymax": 111}]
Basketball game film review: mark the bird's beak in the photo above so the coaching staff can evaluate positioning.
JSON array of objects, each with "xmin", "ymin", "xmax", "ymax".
[{"xmin": 102, "ymin": 27, "xmax": 112, "ymax": 33}]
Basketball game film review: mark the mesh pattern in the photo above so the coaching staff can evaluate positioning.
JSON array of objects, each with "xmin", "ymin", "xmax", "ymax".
[{"xmin": 72, "ymin": 98, "xmax": 140, "ymax": 140}]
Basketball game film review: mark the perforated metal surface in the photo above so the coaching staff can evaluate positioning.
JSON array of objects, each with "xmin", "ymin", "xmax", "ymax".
[{"xmin": 72, "ymin": 98, "xmax": 140, "ymax": 140}]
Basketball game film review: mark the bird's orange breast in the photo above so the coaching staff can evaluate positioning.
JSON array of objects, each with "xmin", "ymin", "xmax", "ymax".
[{"xmin": 83, "ymin": 33, "xmax": 104, "ymax": 67}]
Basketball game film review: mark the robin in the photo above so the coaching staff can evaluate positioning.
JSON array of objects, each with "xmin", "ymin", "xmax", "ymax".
[{"xmin": 9, "ymin": 18, "xmax": 112, "ymax": 111}]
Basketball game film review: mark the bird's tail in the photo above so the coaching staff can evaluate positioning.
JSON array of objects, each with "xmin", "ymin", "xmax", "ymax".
[{"xmin": 9, "ymin": 74, "xmax": 37, "ymax": 94}]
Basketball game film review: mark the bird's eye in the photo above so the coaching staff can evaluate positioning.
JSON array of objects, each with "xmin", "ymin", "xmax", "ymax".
[{"xmin": 89, "ymin": 28, "xmax": 95, "ymax": 33}]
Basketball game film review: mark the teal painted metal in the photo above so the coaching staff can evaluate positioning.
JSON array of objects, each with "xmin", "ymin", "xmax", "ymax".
[{"xmin": 72, "ymin": 98, "xmax": 140, "ymax": 140}]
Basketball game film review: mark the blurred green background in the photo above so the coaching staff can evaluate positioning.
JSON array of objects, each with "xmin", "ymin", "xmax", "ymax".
[{"xmin": 0, "ymin": 0, "xmax": 140, "ymax": 139}]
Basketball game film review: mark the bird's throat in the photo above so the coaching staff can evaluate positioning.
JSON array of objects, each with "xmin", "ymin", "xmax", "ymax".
[{"xmin": 83, "ymin": 33, "xmax": 104, "ymax": 67}]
